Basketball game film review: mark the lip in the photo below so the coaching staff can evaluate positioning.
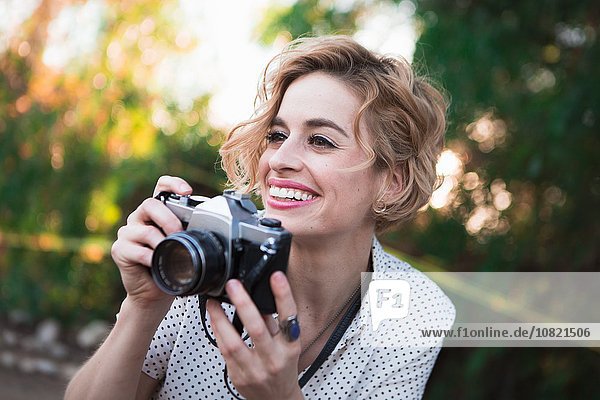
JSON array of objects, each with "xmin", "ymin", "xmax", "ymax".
[{"xmin": 265, "ymin": 178, "xmax": 320, "ymax": 210}]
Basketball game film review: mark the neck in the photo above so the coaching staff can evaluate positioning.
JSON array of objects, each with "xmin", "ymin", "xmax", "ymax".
[{"xmin": 286, "ymin": 230, "xmax": 374, "ymax": 322}]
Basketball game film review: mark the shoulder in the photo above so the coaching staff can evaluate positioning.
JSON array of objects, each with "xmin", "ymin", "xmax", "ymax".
[
  {"xmin": 367, "ymin": 238, "xmax": 456, "ymax": 343},
  {"xmin": 372, "ymin": 238, "xmax": 454, "ymax": 312}
]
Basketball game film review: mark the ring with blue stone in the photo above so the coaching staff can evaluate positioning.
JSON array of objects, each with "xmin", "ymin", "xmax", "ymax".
[{"xmin": 280, "ymin": 315, "xmax": 301, "ymax": 342}]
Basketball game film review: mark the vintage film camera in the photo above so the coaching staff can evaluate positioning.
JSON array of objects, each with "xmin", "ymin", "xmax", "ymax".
[{"xmin": 151, "ymin": 190, "xmax": 292, "ymax": 314}]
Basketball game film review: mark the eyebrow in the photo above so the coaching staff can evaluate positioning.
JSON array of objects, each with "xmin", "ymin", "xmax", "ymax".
[{"xmin": 271, "ymin": 116, "xmax": 349, "ymax": 138}]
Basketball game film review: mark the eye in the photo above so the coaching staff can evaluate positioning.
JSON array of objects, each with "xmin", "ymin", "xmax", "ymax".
[
  {"xmin": 266, "ymin": 130, "xmax": 288, "ymax": 144},
  {"xmin": 308, "ymin": 134, "xmax": 337, "ymax": 149}
]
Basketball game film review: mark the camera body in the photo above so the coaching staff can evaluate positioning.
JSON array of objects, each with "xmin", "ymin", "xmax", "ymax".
[{"xmin": 151, "ymin": 190, "xmax": 291, "ymax": 314}]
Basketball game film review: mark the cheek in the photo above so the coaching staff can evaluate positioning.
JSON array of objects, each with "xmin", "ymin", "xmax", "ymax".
[
  {"xmin": 257, "ymin": 152, "xmax": 271, "ymax": 178},
  {"xmin": 330, "ymin": 173, "xmax": 366, "ymax": 205},
  {"xmin": 350, "ymin": 171, "xmax": 380, "ymax": 204}
]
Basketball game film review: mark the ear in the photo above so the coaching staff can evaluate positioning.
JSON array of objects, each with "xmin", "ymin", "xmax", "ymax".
[{"xmin": 377, "ymin": 165, "xmax": 404, "ymax": 204}]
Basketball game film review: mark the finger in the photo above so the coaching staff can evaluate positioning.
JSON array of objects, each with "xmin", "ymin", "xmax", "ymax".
[
  {"xmin": 153, "ymin": 175, "xmax": 192, "ymax": 197},
  {"xmin": 111, "ymin": 238, "xmax": 154, "ymax": 268},
  {"xmin": 263, "ymin": 314, "xmax": 280, "ymax": 336},
  {"xmin": 271, "ymin": 271, "xmax": 298, "ymax": 319},
  {"xmin": 270, "ymin": 272, "xmax": 301, "ymax": 344},
  {"xmin": 127, "ymin": 198, "xmax": 184, "ymax": 235},
  {"xmin": 118, "ymin": 224, "xmax": 166, "ymax": 251},
  {"xmin": 112, "ymin": 225, "xmax": 165, "ymax": 267},
  {"xmin": 206, "ymin": 299, "xmax": 253, "ymax": 366},
  {"xmin": 224, "ymin": 280, "xmax": 273, "ymax": 350}
]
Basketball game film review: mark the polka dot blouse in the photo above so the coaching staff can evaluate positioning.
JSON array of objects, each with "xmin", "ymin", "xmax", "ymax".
[{"xmin": 142, "ymin": 238, "xmax": 455, "ymax": 399}]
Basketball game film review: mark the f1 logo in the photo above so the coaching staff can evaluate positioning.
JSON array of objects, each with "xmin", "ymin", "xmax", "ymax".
[{"xmin": 368, "ymin": 279, "xmax": 411, "ymax": 331}]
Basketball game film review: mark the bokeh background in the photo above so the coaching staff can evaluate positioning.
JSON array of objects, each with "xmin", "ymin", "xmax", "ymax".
[{"xmin": 1, "ymin": 0, "xmax": 598, "ymax": 398}]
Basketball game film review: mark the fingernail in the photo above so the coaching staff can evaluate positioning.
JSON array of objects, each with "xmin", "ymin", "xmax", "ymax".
[
  {"xmin": 272, "ymin": 271, "xmax": 285, "ymax": 284},
  {"xmin": 179, "ymin": 184, "xmax": 191, "ymax": 193},
  {"xmin": 206, "ymin": 299, "xmax": 217, "ymax": 312},
  {"xmin": 226, "ymin": 279, "xmax": 241, "ymax": 293}
]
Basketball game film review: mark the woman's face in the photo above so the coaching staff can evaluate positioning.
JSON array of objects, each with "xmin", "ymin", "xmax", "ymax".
[{"xmin": 258, "ymin": 72, "xmax": 384, "ymax": 241}]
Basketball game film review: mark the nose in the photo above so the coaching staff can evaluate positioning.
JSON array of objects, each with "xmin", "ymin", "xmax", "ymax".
[{"xmin": 268, "ymin": 135, "xmax": 304, "ymax": 172}]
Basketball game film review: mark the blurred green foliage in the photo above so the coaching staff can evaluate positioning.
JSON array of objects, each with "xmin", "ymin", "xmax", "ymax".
[
  {"xmin": 404, "ymin": 0, "xmax": 600, "ymax": 276},
  {"xmin": 256, "ymin": 0, "xmax": 360, "ymax": 44},
  {"xmin": 0, "ymin": 0, "xmax": 598, "ymax": 398},
  {"xmin": 0, "ymin": 0, "xmax": 226, "ymax": 323},
  {"xmin": 405, "ymin": 2, "xmax": 600, "ymax": 398}
]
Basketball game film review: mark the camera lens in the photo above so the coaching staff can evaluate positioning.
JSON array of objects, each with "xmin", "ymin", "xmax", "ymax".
[
  {"xmin": 151, "ymin": 230, "xmax": 226, "ymax": 296},
  {"xmin": 157, "ymin": 241, "xmax": 195, "ymax": 285}
]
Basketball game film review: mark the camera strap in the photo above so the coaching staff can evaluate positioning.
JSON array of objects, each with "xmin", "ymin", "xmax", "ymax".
[
  {"xmin": 297, "ymin": 287, "xmax": 362, "ymax": 388},
  {"xmin": 200, "ymin": 291, "xmax": 362, "ymax": 395},
  {"xmin": 200, "ymin": 254, "xmax": 372, "ymax": 396},
  {"xmin": 298, "ymin": 256, "xmax": 372, "ymax": 388}
]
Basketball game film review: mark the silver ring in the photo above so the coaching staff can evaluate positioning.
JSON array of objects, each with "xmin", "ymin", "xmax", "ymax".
[{"xmin": 279, "ymin": 315, "xmax": 301, "ymax": 342}]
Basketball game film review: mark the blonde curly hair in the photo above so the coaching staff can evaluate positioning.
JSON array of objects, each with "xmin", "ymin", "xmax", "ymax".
[{"xmin": 220, "ymin": 35, "xmax": 448, "ymax": 232}]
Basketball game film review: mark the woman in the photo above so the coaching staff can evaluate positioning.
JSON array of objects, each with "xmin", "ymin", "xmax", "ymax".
[{"xmin": 66, "ymin": 35, "xmax": 454, "ymax": 399}]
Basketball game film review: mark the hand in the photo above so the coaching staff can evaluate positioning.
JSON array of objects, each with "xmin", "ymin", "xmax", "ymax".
[
  {"xmin": 207, "ymin": 272, "xmax": 304, "ymax": 400},
  {"xmin": 111, "ymin": 175, "xmax": 192, "ymax": 310}
]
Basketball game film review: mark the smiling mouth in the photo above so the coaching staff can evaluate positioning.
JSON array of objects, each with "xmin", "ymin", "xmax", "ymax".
[{"xmin": 269, "ymin": 185, "xmax": 317, "ymax": 201}]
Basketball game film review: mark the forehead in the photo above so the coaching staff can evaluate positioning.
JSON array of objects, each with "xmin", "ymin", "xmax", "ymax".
[{"xmin": 276, "ymin": 72, "xmax": 361, "ymax": 128}]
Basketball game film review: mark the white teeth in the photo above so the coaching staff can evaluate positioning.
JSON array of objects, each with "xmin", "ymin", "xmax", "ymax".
[
  {"xmin": 269, "ymin": 186, "xmax": 281, "ymax": 197},
  {"xmin": 269, "ymin": 185, "xmax": 315, "ymax": 201}
]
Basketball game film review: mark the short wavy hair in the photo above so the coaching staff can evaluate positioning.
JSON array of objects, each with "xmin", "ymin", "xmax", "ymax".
[{"xmin": 219, "ymin": 35, "xmax": 448, "ymax": 232}]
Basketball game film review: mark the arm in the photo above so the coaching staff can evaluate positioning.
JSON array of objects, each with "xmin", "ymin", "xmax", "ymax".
[
  {"xmin": 65, "ymin": 176, "xmax": 192, "ymax": 399},
  {"xmin": 65, "ymin": 297, "xmax": 169, "ymax": 400}
]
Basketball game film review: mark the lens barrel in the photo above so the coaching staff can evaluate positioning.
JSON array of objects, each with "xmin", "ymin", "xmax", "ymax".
[{"xmin": 151, "ymin": 230, "xmax": 226, "ymax": 296}]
